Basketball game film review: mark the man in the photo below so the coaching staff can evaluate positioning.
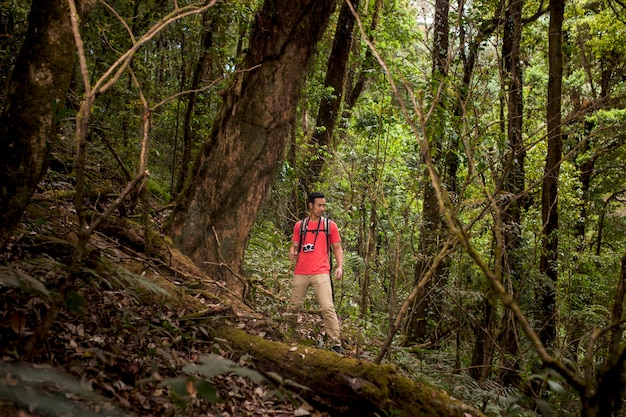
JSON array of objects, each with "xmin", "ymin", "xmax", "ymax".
[{"xmin": 288, "ymin": 192, "xmax": 344, "ymax": 354}]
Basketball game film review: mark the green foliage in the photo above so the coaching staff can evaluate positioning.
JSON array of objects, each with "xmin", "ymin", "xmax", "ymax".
[
  {"xmin": 0, "ymin": 362, "xmax": 128, "ymax": 417},
  {"xmin": 146, "ymin": 177, "xmax": 171, "ymax": 204},
  {"xmin": 6, "ymin": 0, "xmax": 626, "ymax": 414},
  {"xmin": 0, "ymin": 265, "xmax": 50, "ymax": 298},
  {"xmin": 162, "ymin": 353, "xmax": 308, "ymax": 414},
  {"xmin": 162, "ymin": 353, "xmax": 267, "ymax": 410},
  {"xmin": 65, "ymin": 289, "xmax": 88, "ymax": 315},
  {"xmin": 81, "ymin": 259, "xmax": 170, "ymax": 304}
]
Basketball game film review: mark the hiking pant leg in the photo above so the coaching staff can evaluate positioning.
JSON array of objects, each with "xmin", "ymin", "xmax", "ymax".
[
  {"xmin": 288, "ymin": 274, "xmax": 311, "ymax": 314},
  {"xmin": 311, "ymin": 273, "xmax": 340, "ymax": 344}
]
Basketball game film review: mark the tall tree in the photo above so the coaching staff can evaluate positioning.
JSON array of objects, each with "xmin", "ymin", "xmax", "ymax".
[
  {"xmin": 0, "ymin": 0, "xmax": 94, "ymax": 250},
  {"xmin": 498, "ymin": 0, "xmax": 526, "ymax": 386},
  {"xmin": 173, "ymin": 11, "xmax": 217, "ymax": 196},
  {"xmin": 405, "ymin": 0, "xmax": 450, "ymax": 344},
  {"xmin": 301, "ymin": 0, "xmax": 360, "ymax": 194},
  {"xmin": 538, "ymin": 0, "xmax": 564, "ymax": 348},
  {"xmin": 465, "ymin": 12, "xmax": 502, "ymax": 382},
  {"xmin": 167, "ymin": 0, "xmax": 338, "ymax": 292}
]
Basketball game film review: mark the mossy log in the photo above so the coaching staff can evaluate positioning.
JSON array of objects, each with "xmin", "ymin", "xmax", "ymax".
[{"xmin": 213, "ymin": 325, "xmax": 486, "ymax": 417}]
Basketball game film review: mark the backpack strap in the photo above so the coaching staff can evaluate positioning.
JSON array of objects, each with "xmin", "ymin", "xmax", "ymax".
[
  {"xmin": 298, "ymin": 217, "xmax": 333, "ymax": 266},
  {"xmin": 325, "ymin": 217, "xmax": 333, "ymax": 273},
  {"xmin": 325, "ymin": 217, "xmax": 335, "ymax": 300},
  {"xmin": 297, "ymin": 218, "xmax": 308, "ymax": 253}
]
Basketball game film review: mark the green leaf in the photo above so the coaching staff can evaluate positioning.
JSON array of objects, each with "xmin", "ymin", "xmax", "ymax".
[
  {"xmin": 183, "ymin": 354, "xmax": 267, "ymax": 385},
  {"xmin": 0, "ymin": 265, "xmax": 50, "ymax": 297},
  {"xmin": 546, "ymin": 379, "xmax": 567, "ymax": 396},
  {"xmin": 194, "ymin": 380, "xmax": 218, "ymax": 403},
  {"xmin": 164, "ymin": 377, "xmax": 189, "ymax": 397},
  {"xmin": 533, "ymin": 398, "xmax": 554, "ymax": 417},
  {"xmin": 0, "ymin": 363, "xmax": 126, "ymax": 416}
]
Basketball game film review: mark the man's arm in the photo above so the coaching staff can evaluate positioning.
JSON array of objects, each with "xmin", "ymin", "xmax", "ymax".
[
  {"xmin": 289, "ymin": 221, "xmax": 301, "ymax": 261},
  {"xmin": 332, "ymin": 241, "xmax": 343, "ymax": 279},
  {"xmin": 289, "ymin": 241, "xmax": 299, "ymax": 260}
]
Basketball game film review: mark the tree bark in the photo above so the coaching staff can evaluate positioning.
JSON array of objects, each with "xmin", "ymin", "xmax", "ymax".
[
  {"xmin": 0, "ymin": 0, "xmax": 94, "ymax": 250},
  {"xmin": 497, "ymin": 0, "xmax": 526, "ymax": 387},
  {"xmin": 166, "ymin": 0, "xmax": 337, "ymax": 292},
  {"xmin": 539, "ymin": 0, "xmax": 564, "ymax": 349},
  {"xmin": 212, "ymin": 325, "xmax": 487, "ymax": 417},
  {"xmin": 469, "ymin": 293, "xmax": 497, "ymax": 381},
  {"xmin": 360, "ymin": 203, "xmax": 378, "ymax": 317}
]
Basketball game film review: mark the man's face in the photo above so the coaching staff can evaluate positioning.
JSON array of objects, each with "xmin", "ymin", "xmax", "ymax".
[{"xmin": 309, "ymin": 198, "xmax": 326, "ymax": 217}]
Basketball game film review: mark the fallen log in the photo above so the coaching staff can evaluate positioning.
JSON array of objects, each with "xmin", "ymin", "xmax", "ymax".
[{"xmin": 213, "ymin": 325, "xmax": 486, "ymax": 417}]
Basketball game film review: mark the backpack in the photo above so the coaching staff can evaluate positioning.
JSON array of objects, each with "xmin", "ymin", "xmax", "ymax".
[{"xmin": 298, "ymin": 216, "xmax": 333, "ymax": 272}]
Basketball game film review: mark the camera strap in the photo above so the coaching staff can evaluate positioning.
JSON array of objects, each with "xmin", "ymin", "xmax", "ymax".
[{"xmin": 299, "ymin": 217, "xmax": 323, "ymax": 253}]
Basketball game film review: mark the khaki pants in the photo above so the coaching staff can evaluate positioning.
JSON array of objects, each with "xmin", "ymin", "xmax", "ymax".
[{"xmin": 288, "ymin": 273, "xmax": 341, "ymax": 345}]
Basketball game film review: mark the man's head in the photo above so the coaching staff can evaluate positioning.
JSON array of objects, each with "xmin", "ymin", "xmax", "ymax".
[
  {"xmin": 307, "ymin": 192, "xmax": 325, "ymax": 206},
  {"xmin": 307, "ymin": 192, "xmax": 326, "ymax": 219}
]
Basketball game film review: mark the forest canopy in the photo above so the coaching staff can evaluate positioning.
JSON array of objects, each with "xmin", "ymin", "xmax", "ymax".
[{"xmin": 2, "ymin": 0, "xmax": 626, "ymax": 416}]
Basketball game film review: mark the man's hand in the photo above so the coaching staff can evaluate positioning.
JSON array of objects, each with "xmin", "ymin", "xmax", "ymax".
[
  {"xmin": 289, "ymin": 245, "xmax": 298, "ymax": 261},
  {"xmin": 334, "ymin": 266, "xmax": 343, "ymax": 280}
]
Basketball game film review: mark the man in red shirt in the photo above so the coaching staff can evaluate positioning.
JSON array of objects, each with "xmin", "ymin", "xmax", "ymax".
[{"xmin": 288, "ymin": 192, "xmax": 344, "ymax": 353}]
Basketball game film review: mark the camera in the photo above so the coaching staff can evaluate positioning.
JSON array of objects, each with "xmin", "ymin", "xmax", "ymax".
[{"xmin": 302, "ymin": 243, "xmax": 315, "ymax": 253}]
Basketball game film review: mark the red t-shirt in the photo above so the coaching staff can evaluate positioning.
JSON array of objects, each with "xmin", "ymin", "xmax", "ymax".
[{"xmin": 293, "ymin": 218, "xmax": 341, "ymax": 275}]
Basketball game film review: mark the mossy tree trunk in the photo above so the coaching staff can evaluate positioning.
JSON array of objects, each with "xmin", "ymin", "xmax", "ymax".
[
  {"xmin": 213, "ymin": 326, "xmax": 486, "ymax": 417},
  {"xmin": 0, "ymin": 0, "xmax": 94, "ymax": 250}
]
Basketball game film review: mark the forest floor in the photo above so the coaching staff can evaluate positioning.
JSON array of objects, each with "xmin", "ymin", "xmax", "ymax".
[
  {"xmin": 0, "ymin": 156, "xmax": 497, "ymax": 417},
  {"xmin": 0, "ymin": 182, "xmax": 352, "ymax": 416}
]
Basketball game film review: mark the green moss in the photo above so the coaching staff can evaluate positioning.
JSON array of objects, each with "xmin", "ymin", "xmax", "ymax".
[
  {"xmin": 213, "ymin": 326, "xmax": 486, "ymax": 417},
  {"xmin": 146, "ymin": 178, "xmax": 171, "ymax": 203}
]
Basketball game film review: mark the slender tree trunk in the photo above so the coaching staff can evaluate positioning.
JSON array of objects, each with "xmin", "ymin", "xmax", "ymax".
[
  {"xmin": 405, "ymin": 0, "xmax": 449, "ymax": 344},
  {"xmin": 496, "ymin": 0, "xmax": 526, "ymax": 387},
  {"xmin": 303, "ymin": 0, "xmax": 359, "ymax": 192},
  {"xmin": 0, "ymin": 0, "xmax": 94, "ymax": 250},
  {"xmin": 360, "ymin": 202, "xmax": 377, "ymax": 317},
  {"xmin": 174, "ymin": 13, "xmax": 216, "ymax": 196},
  {"xmin": 470, "ymin": 293, "xmax": 497, "ymax": 381},
  {"xmin": 167, "ymin": 0, "xmax": 337, "ymax": 292},
  {"xmin": 461, "ymin": 4, "xmax": 501, "ymax": 381},
  {"xmin": 573, "ymin": 121, "xmax": 594, "ymax": 247},
  {"xmin": 539, "ymin": 0, "xmax": 564, "ymax": 349},
  {"xmin": 344, "ymin": 0, "xmax": 383, "ymax": 115}
]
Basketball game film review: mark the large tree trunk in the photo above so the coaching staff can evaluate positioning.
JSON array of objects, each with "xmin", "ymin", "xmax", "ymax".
[
  {"xmin": 213, "ymin": 325, "xmax": 486, "ymax": 417},
  {"xmin": 166, "ymin": 0, "xmax": 337, "ymax": 292},
  {"xmin": 539, "ymin": 0, "xmax": 564, "ymax": 349},
  {"xmin": 0, "ymin": 0, "xmax": 94, "ymax": 250}
]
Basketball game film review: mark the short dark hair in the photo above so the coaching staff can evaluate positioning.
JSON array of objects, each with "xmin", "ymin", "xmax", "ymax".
[{"xmin": 307, "ymin": 192, "xmax": 325, "ymax": 205}]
